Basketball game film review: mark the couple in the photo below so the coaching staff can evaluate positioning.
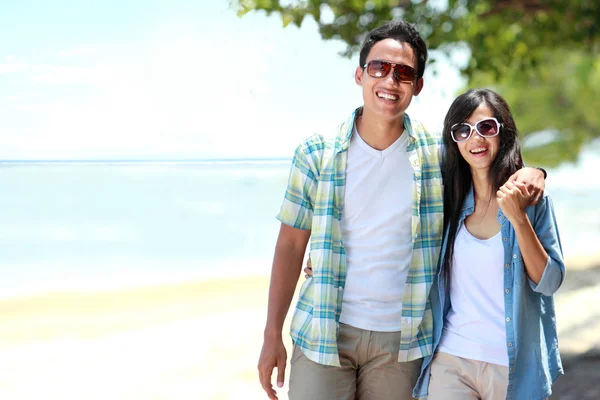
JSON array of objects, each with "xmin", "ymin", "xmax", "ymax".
[{"xmin": 258, "ymin": 20, "xmax": 564, "ymax": 400}]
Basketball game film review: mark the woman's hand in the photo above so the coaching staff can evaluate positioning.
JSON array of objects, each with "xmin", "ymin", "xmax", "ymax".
[
  {"xmin": 304, "ymin": 258, "xmax": 313, "ymax": 279},
  {"xmin": 497, "ymin": 181, "xmax": 530, "ymax": 224},
  {"xmin": 508, "ymin": 167, "xmax": 545, "ymax": 205}
]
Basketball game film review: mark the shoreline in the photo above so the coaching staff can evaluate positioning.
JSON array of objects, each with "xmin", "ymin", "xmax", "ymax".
[
  {"xmin": 0, "ymin": 275, "xmax": 272, "ymax": 345},
  {"xmin": 0, "ymin": 256, "xmax": 598, "ymax": 399},
  {"xmin": 1, "ymin": 249, "xmax": 598, "ymax": 301}
]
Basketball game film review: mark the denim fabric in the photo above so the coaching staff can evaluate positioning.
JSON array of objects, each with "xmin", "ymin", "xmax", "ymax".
[{"xmin": 414, "ymin": 187, "xmax": 565, "ymax": 400}]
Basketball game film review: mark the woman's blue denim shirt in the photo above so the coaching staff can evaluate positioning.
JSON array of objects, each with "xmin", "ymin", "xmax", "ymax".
[{"xmin": 414, "ymin": 188, "xmax": 565, "ymax": 400}]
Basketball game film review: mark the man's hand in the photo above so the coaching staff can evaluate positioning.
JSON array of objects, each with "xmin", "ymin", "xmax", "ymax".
[
  {"xmin": 258, "ymin": 335, "xmax": 287, "ymax": 400},
  {"xmin": 497, "ymin": 181, "xmax": 530, "ymax": 225},
  {"xmin": 258, "ymin": 223, "xmax": 310, "ymax": 399},
  {"xmin": 304, "ymin": 258, "xmax": 313, "ymax": 279},
  {"xmin": 508, "ymin": 167, "xmax": 546, "ymax": 205}
]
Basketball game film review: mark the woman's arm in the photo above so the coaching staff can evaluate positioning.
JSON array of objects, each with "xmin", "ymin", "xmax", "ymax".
[
  {"xmin": 497, "ymin": 181, "xmax": 547, "ymax": 283},
  {"xmin": 497, "ymin": 181, "xmax": 565, "ymax": 295}
]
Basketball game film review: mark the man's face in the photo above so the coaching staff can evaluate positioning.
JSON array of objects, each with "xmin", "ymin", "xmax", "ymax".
[{"xmin": 355, "ymin": 38, "xmax": 424, "ymax": 122}]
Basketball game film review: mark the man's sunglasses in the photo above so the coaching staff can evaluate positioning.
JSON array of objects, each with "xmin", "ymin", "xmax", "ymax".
[
  {"xmin": 450, "ymin": 118, "xmax": 502, "ymax": 143},
  {"xmin": 363, "ymin": 60, "xmax": 418, "ymax": 83}
]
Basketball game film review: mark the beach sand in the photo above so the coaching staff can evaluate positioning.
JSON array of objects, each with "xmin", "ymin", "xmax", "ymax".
[
  {"xmin": 0, "ymin": 276, "xmax": 281, "ymax": 400},
  {"xmin": 1, "ymin": 253, "xmax": 599, "ymax": 400}
]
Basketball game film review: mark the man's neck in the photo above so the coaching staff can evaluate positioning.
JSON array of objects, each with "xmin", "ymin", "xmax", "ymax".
[{"xmin": 356, "ymin": 109, "xmax": 406, "ymax": 151}]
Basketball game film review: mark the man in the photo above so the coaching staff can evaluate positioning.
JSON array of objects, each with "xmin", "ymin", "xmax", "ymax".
[{"xmin": 257, "ymin": 20, "xmax": 544, "ymax": 400}]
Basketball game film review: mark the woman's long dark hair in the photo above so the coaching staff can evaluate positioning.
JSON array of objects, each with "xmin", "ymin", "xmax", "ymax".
[{"xmin": 442, "ymin": 88, "xmax": 524, "ymax": 275}]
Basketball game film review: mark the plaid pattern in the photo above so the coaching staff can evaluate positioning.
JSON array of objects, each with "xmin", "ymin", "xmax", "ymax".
[{"xmin": 277, "ymin": 107, "xmax": 444, "ymax": 366}]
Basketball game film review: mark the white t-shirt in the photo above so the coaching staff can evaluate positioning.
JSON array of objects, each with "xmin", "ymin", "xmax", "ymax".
[
  {"xmin": 339, "ymin": 128, "xmax": 414, "ymax": 332},
  {"xmin": 437, "ymin": 224, "xmax": 508, "ymax": 366}
]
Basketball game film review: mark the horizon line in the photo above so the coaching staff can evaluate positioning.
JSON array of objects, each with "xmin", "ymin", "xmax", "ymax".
[{"xmin": 0, "ymin": 157, "xmax": 293, "ymax": 164}]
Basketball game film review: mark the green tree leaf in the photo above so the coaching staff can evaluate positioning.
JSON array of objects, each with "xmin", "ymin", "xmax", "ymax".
[{"xmin": 233, "ymin": 0, "xmax": 600, "ymax": 165}]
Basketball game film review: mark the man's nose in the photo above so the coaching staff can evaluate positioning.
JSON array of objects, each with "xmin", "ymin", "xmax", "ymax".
[{"xmin": 384, "ymin": 68, "xmax": 400, "ymax": 85}]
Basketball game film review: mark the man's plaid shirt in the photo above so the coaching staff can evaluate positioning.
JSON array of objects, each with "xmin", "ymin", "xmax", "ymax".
[{"xmin": 277, "ymin": 107, "xmax": 444, "ymax": 366}]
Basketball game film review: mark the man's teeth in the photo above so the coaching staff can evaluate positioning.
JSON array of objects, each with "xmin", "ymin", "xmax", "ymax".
[
  {"xmin": 471, "ymin": 148, "xmax": 487, "ymax": 154},
  {"xmin": 377, "ymin": 92, "xmax": 399, "ymax": 100}
]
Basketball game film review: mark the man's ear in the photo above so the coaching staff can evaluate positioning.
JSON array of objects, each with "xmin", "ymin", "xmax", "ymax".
[
  {"xmin": 414, "ymin": 77, "xmax": 424, "ymax": 96},
  {"xmin": 355, "ymin": 66, "xmax": 364, "ymax": 86}
]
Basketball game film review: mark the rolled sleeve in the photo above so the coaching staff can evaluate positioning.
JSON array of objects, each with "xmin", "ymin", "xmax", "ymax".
[
  {"xmin": 276, "ymin": 143, "xmax": 318, "ymax": 231},
  {"xmin": 528, "ymin": 195, "xmax": 566, "ymax": 296},
  {"xmin": 528, "ymin": 256, "xmax": 564, "ymax": 296}
]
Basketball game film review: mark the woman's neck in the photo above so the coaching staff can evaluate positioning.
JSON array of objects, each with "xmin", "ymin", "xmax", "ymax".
[
  {"xmin": 466, "ymin": 168, "xmax": 500, "ymax": 238},
  {"xmin": 471, "ymin": 168, "xmax": 492, "ymax": 204}
]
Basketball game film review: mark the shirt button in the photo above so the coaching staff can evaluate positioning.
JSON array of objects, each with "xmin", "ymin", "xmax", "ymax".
[
  {"xmin": 508, "ymin": 342, "xmax": 513, "ymax": 347},
  {"xmin": 506, "ymin": 317, "xmax": 511, "ymax": 322},
  {"xmin": 510, "ymin": 367, "xmax": 514, "ymax": 372},
  {"xmin": 513, "ymin": 254, "xmax": 517, "ymax": 259},
  {"xmin": 503, "ymin": 237, "xmax": 508, "ymax": 242},
  {"xmin": 505, "ymin": 289, "xmax": 510, "ymax": 294},
  {"xmin": 338, "ymin": 286, "xmax": 343, "ymax": 291},
  {"xmin": 505, "ymin": 264, "xmax": 510, "ymax": 268}
]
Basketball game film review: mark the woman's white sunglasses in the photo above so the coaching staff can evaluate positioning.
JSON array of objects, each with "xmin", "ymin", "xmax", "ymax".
[{"xmin": 450, "ymin": 117, "xmax": 502, "ymax": 142}]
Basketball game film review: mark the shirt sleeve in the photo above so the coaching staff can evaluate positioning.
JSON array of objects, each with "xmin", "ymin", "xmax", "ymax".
[
  {"xmin": 276, "ymin": 142, "xmax": 318, "ymax": 231},
  {"xmin": 527, "ymin": 195, "xmax": 566, "ymax": 296}
]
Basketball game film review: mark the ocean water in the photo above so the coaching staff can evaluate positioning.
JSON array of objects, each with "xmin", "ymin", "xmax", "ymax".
[
  {"xmin": 1, "ymin": 160, "xmax": 598, "ymax": 297},
  {"xmin": 0, "ymin": 161, "xmax": 290, "ymax": 296}
]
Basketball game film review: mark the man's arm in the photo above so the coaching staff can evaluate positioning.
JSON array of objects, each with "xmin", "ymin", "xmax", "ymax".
[
  {"xmin": 439, "ymin": 137, "xmax": 546, "ymax": 203},
  {"xmin": 508, "ymin": 167, "xmax": 546, "ymax": 204},
  {"xmin": 258, "ymin": 223, "xmax": 311, "ymax": 400}
]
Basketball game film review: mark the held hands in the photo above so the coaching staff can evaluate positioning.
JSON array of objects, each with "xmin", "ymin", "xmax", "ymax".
[
  {"xmin": 508, "ymin": 167, "xmax": 546, "ymax": 205},
  {"xmin": 258, "ymin": 335, "xmax": 287, "ymax": 400},
  {"xmin": 496, "ymin": 181, "xmax": 530, "ymax": 224}
]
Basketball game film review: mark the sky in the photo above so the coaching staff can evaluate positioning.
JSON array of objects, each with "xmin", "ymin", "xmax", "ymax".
[{"xmin": 0, "ymin": 0, "xmax": 466, "ymax": 160}]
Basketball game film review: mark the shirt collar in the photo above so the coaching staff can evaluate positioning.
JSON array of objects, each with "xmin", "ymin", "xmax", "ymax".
[
  {"xmin": 461, "ymin": 185, "xmax": 475, "ymax": 212},
  {"xmin": 336, "ymin": 106, "xmax": 415, "ymax": 153},
  {"xmin": 460, "ymin": 185, "xmax": 507, "ymax": 222}
]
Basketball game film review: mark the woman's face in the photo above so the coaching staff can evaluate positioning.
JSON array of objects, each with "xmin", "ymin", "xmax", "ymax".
[{"xmin": 455, "ymin": 103, "xmax": 500, "ymax": 174}]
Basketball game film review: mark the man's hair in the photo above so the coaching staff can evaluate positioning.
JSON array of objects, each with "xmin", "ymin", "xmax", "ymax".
[
  {"xmin": 359, "ymin": 20, "xmax": 428, "ymax": 78},
  {"xmin": 441, "ymin": 88, "xmax": 524, "ymax": 279}
]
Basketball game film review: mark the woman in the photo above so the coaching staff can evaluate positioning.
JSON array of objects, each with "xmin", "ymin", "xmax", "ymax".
[{"xmin": 413, "ymin": 88, "xmax": 565, "ymax": 400}]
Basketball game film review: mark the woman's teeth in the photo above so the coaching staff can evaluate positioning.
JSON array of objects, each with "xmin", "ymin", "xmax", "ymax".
[{"xmin": 470, "ymin": 148, "xmax": 487, "ymax": 154}]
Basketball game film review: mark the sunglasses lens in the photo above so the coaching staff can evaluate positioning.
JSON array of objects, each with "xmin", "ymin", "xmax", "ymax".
[
  {"xmin": 476, "ymin": 119, "xmax": 498, "ymax": 136},
  {"xmin": 367, "ymin": 61, "xmax": 391, "ymax": 78},
  {"xmin": 451, "ymin": 125, "xmax": 471, "ymax": 141},
  {"xmin": 394, "ymin": 65, "xmax": 416, "ymax": 82}
]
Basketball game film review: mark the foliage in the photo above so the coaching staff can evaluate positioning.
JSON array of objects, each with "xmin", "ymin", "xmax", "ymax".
[
  {"xmin": 233, "ymin": 0, "xmax": 600, "ymax": 165},
  {"xmin": 472, "ymin": 49, "xmax": 600, "ymax": 166}
]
